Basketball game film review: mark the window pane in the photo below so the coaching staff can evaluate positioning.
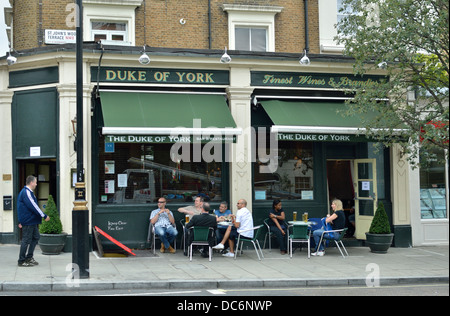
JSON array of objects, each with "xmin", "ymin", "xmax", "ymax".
[
  {"xmin": 254, "ymin": 138, "xmax": 314, "ymax": 200},
  {"xmin": 112, "ymin": 34, "xmax": 124, "ymax": 41},
  {"xmin": 251, "ymin": 28, "xmax": 267, "ymax": 52},
  {"xmin": 235, "ymin": 28, "xmax": 250, "ymax": 50},
  {"xmin": 94, "ymin": 34, "xmax": 107, "ymax": 42},
  {"xmin": 92, "ymin": 22, "xmax": 126, "ymax": 31},
  {"xmin": 420, "ymin": 149, "xmax": 447, "ymax": 219},
  {"xmin": 99, "ymin": 139, "xmax": 224, "ymax": 204}
]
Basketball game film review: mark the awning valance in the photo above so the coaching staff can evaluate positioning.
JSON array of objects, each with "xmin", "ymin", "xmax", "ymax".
[
  {"xmin": 100, "ymin": 91, "xmax": 242, "ymax": 139},
  {"xmin": 260, "ymin": 100, "xmax": 393, "ymax": 142}
]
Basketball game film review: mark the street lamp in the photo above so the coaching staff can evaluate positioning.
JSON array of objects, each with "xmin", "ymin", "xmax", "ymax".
[{"xmin": 72, "ymin": 0, "xmax": 90, "ymax": 279}]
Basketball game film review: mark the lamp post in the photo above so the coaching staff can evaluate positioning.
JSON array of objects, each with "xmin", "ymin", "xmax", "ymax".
[{"xmin": 72, "ymin": 0, "xmax": 89, "ymax": 279}]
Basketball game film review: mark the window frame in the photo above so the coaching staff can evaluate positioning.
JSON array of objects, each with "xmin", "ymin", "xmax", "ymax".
[{"xmin": 222, "ymin": 4, "xmax": 283, "ymax": 53}]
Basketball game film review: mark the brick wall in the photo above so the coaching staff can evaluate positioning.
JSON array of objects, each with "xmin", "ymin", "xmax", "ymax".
[{"xmin": 13, "ymin": 0, "xmax": 319, "ymax": 54}]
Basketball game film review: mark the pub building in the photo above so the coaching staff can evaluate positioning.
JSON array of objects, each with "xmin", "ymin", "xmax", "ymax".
[
  {"xmin": 0, "ymin": 1, "xmax": 447, "ymax": 249},
  {"xmin": 0, "ymin": 44, "xmax": 422, "ymax": 250}
]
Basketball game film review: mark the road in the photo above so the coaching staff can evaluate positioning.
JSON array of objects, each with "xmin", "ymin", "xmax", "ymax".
[{"xmin": 1, "ymin": 283, "xmax": 448, "ymax": 297}]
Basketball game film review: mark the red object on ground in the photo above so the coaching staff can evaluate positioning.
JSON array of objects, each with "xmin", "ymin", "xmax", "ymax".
[{"xmin": 94, "ymin": 226, "xmax": 136, "ymax": 256}]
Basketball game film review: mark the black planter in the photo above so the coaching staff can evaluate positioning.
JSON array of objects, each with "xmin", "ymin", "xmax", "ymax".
[
  {"xmin": 38, "ymin": 233, "xmax": 68, "ymax": 255},
  {"xmin": 365, "ymin": 233, "xmax": 394, "ymax": 254}
]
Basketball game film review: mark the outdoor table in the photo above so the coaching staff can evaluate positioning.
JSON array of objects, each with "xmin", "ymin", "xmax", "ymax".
[
  {"xmin": 218, "ymin": 221, "xmax": 233, "ymax": 226},
  {"xmin": 288, "ymin": 221, "xmax": 316, "ymax": 226}
]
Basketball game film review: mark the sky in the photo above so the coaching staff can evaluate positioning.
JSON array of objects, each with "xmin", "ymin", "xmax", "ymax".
[{"xmin": 0, "ymin": 0, "xmax": 10, "ymax": 57}]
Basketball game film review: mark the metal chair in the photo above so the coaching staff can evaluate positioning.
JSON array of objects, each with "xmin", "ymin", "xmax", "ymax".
[
  {"xmin": 316, "ymin": 227, "xmax": 349, "ymax": 258},
  {"xmin": 234, "ymin": 225, "xmax": 265, "ymax": 261},
  {"xmin": 188, "ymin": 226, "xmax": 214, "ymax": 262},
  {"xmin": 288, "ymin": 224, "xmax": 310, "ymax": 258},
  {"xmin": 148, "ymin": 222, "xmax": 177, "ymax": 255},
  {"xmin": 263, "ymin": 218, "xmax": 289, "ymax": 252}
]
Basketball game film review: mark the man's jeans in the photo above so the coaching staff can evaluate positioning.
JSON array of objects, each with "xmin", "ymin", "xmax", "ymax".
[
  {"xmin": 155, "ymin": 225, "xmax": 178, "ymax": 248},
  {"xmin": 19, "ymin": 225, "xmax": 40, "ymax": 263}
]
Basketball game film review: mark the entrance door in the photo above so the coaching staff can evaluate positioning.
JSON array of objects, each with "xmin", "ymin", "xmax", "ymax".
[
  {"xmin": 353, "ymin": 159, "xmax": 377, "ymax": 240},
  {"xmin": 18, "ymin": 159, "xmax": 57, "ymax": 209}
]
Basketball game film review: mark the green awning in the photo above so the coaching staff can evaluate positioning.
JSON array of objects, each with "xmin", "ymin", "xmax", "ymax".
[
  {"xmin": 100, "ymin": 91, "xmax": 241, "ymax": 138},
  {"xmin": 260, "ymin": 100, "xmax": 377, "ymax": 134}
]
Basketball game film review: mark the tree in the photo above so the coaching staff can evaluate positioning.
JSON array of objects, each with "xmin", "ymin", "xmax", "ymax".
[{"xmin": 335, "ymin": 0, "xmax": 448, "ymax": 167}]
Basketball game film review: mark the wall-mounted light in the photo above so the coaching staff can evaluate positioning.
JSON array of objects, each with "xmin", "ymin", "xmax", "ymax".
[
  {"xmin": 139, "ymin": 45, "xmax": 151, "ymax": 65},
  {"xmin": 299, "ymin": 49, "xmax": 310, "ymax": 66},
  {"xmin": 220, "ymin": 47, "xmax": 231, "ymax": 64},
  {"xmin": 6, "ymin": 51, "xmax": 17, "ymax": 66}
]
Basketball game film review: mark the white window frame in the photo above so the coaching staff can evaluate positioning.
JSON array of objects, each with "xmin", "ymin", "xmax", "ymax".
[
  {"xmin": 91, "ymin": 21, "xmax": 128, "ymax": 44},
  {"xmin": 318, "ymin": 0, "xmax": 345, "ymax": 54},
  {"xmin": 222, "ymin": 4, "xmax": 283, "ymax": 53},
  {"xmin": 83, "ymin": 0, "xmax": 143, "ymax": 46}
]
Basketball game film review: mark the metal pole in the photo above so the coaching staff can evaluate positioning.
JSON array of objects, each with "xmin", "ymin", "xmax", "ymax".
[{"xmin": 72, "ymin": 0, "xmax": 89, "ymax": 279}]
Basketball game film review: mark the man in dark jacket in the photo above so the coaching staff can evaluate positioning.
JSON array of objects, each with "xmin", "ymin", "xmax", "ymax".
[
  {"xmin": 185, "ymin": 203, "xmax": 217, "ymax": 257},
  {"xmin": 17, "ymin": 175, "xmax": 50, "ymax": 267}
]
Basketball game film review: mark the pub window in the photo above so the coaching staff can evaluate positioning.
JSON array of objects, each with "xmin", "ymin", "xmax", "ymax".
[
  {"xmin": 98, "ymin": 138, "xmax": 224, "ymax": 204},
  {"xmin": 419, "ymin": 148, "xmax": 447, "ymax": 219},
  {"xmin": 254, "ymin": 136, "xmax": 314, "ymax": 201},
  {"xmin": 91, "ymin": 22, "xmax": 128, "ymax": 43}
]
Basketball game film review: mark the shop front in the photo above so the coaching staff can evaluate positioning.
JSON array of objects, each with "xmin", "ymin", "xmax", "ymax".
[
  {"xmin": 248, "ymin": 70, "xmax": 410, "ymax": 246},
  {"xmin": 90, "ymin": 66, "xmax": 241, "ymax": 249}
]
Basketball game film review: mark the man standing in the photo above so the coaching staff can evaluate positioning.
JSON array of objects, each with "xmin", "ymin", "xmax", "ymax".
[
  {"xmin": 213, "ymin": 199, "xmax": 254, "ymax": 257},
  {"xmin": 150, "ymin": 197, "xmax": 178, "ymax": 253},
  {"xmin": 17, "ymin": 175, "xmax": 50, "ymax": 267}
]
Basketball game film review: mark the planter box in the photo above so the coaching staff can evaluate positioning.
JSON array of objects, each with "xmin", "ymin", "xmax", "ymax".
[
  {"xmin": 365, "ymin": 233, "xmax": 394, "ymax": 254},
  {"xmin": 39, "ymin": 233, "xmax": 68, "ymax": 255}
]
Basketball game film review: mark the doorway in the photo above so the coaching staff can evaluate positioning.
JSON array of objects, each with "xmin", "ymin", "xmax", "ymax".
[
  {"xmin": 327, "ymin": 159, "xmax": 378, "ymax": 240},
  {"xmin": 327, "ymin": 160, "xmax": 355, "ymax": 237},
  {"xmin": 18, "ymin": 159, "xmax": 57, "ymax": 209}
]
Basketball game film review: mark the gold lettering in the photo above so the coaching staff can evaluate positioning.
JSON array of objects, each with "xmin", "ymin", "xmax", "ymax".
[{"xmin": 106, "ymin": 70, "xmax": 116, "ymax": 80}]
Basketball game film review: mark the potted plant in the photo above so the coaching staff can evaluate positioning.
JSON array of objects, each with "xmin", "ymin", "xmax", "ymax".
[
  {"xmin": 38, "ymin": 195, "xmax": 67, "ymax": 255},
  {"xmin": 365, "ymin": 201, "xmax": 394, "ymax": 253}
]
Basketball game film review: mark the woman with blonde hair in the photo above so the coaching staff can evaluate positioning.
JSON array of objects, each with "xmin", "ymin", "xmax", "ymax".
[{"xmin": 311, "ymin": 199, "xmax": 346, "ymax": 256}]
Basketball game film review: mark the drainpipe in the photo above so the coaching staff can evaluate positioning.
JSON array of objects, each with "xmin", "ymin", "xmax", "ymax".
[
  {"xmin": 304, "ymin": 0, "xmax": 309, "ymax": 53},
  {"xmin": 208, "ymin": 0, "xmax": 212, "ymax": 49}
]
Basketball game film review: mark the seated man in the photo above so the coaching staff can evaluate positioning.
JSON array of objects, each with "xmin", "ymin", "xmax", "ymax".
[
  {"xmin": 213, "ymin": 199, "xmax": 254, "ymax": 257},
  {"xmin": 213, "ymin": 201, "xmax": 232, "ymax": 250},
  {"xmin": 185, "ymin": 202, "xmax": 217, "ymax": 257},
  {"xmin": 150, "ymin": 197, "xmax": 178, "ymax": 253}
]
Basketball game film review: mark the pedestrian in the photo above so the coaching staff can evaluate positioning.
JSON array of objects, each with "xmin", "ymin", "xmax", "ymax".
[
  {"xmin": 150, "ymin": 197, "xmax": 178, "ymax": 253},
  {"xmin": 17, "ymin": 175, "xmax": 50, "ymax": 267}
]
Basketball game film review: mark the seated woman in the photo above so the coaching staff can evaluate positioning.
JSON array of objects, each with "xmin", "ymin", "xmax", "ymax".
[
  {"xmin": 312, "ymin": 199, "xmax": 346, "ymax": 256},
  {"xmin": 268, "ymin": 199, "xmax": 288, "ymax": 255}
]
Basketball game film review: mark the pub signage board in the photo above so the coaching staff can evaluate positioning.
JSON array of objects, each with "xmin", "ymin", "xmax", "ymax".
[
  {"xmin": 251, "ymin": 71, "xmax": 386, "ymax": 89},
  {"xmin": 91, "ymin": 67, "xmax": 229, "ymax": 85}
]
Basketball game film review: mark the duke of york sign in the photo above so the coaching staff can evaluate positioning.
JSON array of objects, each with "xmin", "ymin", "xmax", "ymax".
[{"xmin": 91, "ymin": 67, "xmax": 229, "ymax": 85}]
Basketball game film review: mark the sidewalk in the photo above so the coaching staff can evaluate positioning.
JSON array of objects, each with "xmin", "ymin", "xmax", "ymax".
[{"xmin": 0, "ymin": 243, "xmax": 448, "ymax": 292}]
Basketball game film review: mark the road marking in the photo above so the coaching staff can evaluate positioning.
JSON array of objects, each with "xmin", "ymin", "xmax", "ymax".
[{"xmin": 207, "ymin": 289, "xmax": 227, "ymax": 295}]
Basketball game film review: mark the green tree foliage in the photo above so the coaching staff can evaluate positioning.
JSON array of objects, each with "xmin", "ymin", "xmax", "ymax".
[
  {"xmin": 335, "ymin": 0, "xmax": 449, "ymax": 167},
  {"xmin": 39, "ymin": 195, "xmax": 63, "ymax": 234}
]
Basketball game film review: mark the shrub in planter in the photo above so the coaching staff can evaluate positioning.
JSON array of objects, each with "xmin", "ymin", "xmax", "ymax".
[
  {"xmin": 365, "ymin": 201, "xmax": 394, "ymax": 253},
  {"xmin": 38, "ymin": 195, "xmax": 67, "ymax": 255}
]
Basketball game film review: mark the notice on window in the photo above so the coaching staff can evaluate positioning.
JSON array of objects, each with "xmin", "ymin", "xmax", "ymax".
[
  {"xmin": 118, "ymin": 174, "xmax": 128, "ymax": 188},
  {"xmin": 362, "ymin": 181, "xmax": 370, "ymax": 191},
  {"xmin": 105, "ymin": 161, "xmax": 115, "ymax": 174},
  {"xmin": 105, "ymin": 180, "xmax": 115, "ymax": 194}
]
